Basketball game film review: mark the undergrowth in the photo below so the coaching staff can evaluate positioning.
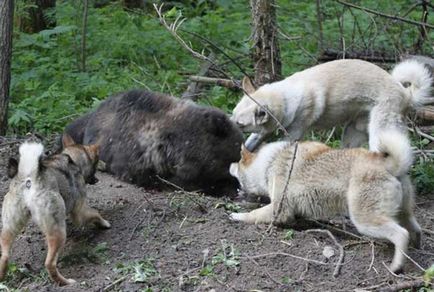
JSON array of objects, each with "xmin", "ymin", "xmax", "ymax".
[{"xmin": 9, "ymin": 0, "xmax": 434, "ymax": 191}]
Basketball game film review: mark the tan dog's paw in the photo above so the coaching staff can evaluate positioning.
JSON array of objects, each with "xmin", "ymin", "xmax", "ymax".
[
  {"xmin": 230, "ymin": 212, "xmax": 247, "ymax": 222},
  {"xmin": 63, "ymin": 278, "xmax": 77, "ymax": 285},
  {"xmin": 100, "ymin": 219, "xmax": 111, "ymax": 229}
]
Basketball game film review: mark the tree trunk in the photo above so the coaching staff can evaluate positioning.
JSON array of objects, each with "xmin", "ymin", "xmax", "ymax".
[
  {"xmin": 0, "ymin": 0, "xmax": 14, "ymax": 135},
  {"xmin": 249, "ymin": 0, "xmax": 281, "ymax": 86},
  {"xmin": 19, "ymin": 0, "xmax": 56, "ymax": 33}
]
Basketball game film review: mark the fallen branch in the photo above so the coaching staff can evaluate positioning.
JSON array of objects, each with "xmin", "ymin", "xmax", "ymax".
[
  {"xmin": 245, "ymin": 255, "xmax": 287, "ymax": 286},
  {"xmin": 188, "ymin": 76, "xmax": 240, "ymax": 90},
  {"xmin": 103, "ymin": 275, "xmax": 129, "ymax": 291},
  {"xmin": 337, "ymin": 0, "xmax": 434, "ymax": 29},
  {"xmin": 408, "ymin": 126, "xmax": 434, "ymax": 142},
  {"xmin": 319, "ymin": 49, "xmax": 397, "ymax": 63},
  {"xmin": 182, "ymin": 52, "xmax": 216, "ymax": 100},
  {"xmin": 307, "ymin": 219, "xmax": 365, "ymax": 241},
  {"xmin": 416, "ymin": 106, "xmax": 434, "ymax": 124},
  {"xmin": 156, "ymin": 175, "xmax": 208, "ymax": 213},
  {"xmin": 306, "ymin": 229, "xmax": 345, "ymax": 277},
  {"xmin": 379, "ymin": 279, "xmax": 427, "ymax": 292},
  {"xmin": 246, "ymin": 252, "xmax": 328, "ymax": 266}
]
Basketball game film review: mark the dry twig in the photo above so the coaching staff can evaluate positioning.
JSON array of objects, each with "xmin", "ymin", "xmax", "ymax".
[
  {"xmin": 266, "ymin": 141, "xmax": 299, "ymax": 232},
  {"xmin": 337, "ymin": 0, "xmax": 434, "ymax": 29},
  {"xmin": 379, "ymin": 279, "xmax": 427, "ymax": 292},
  {"xmin": 245, "ymin": 256, "xmax": 287, "ymax": 286},
  {"xmin": 306, "ymin": 229, "xmax": 345, "ymax": 277},
  {"xmin": 156, "ymin": 175, "xmax": 207, "ymax": 213},
  {"xmin": 246, "ymin": 252, "xmax": 328, "ymax": 266},
  {"xmin": 188, "ymin": 76, "xmax": 239, "ymax": 90}
]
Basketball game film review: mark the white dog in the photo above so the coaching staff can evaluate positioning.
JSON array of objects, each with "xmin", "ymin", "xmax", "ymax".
[{"xmin": 231, "ymin": 59, "xmax": 433, "ymax": 151}]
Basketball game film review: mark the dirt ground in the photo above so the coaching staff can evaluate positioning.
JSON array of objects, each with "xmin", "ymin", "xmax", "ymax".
[{"xmin": 0, "ymin": 140, "xmax": 433, "ymax": 292}]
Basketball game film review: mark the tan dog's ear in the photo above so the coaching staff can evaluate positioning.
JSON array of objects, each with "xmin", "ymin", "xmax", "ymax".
[
  {"xmin": 242, "ymin": 76, "xmax": 256, "ymax": 95},
  {"xmin": 62, "ymin": 134, "xmax": 76, "ymax": 148},
  {"xmin": 240, "ymin": 144, "xmax": 255, "ymax": 165}
]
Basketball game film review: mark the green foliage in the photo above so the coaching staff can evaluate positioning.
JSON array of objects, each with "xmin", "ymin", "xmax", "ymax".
[
  {"xmin": 411, "ymin": 160, "xmax": 434, "ymax": 195},
  {"xmin": 10, "ymin": 0, "xmax": 250, "ymax": 134},
  {"xmin": 215, "ymin": 201, "xmax": 241, "ymax": 213},
  {"xmin": 60, "ymin": 241, "xmax": 109, "ymax": 265},
  {"xmin": 424, "ymin": 264, "xmax": 434, "ymax": 284},
  {"xmin": 211, "ymin": 240, "xmax": 240, "ymax": 269},
  {"xmin": 284, "ymin": 229, "xmax": 294, "ymax": 240},
  {"xmin": 114, "ymin": 258, "xmax": 158, "ymax": 284},
  {"xmin": 10, "ymin": 0, "xmax": 432, "ymax": 135}
]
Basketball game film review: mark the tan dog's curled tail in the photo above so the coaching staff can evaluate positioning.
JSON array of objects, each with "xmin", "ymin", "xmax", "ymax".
[
  {"xmin": 18, "ymin": 142, "xmax": 44, "ymax": 178},
  {"xmin": 377, "ymin": 131, "xmax": 413, "ymax": 177},
  {"xmin": 391, "ymin": 59, "xmax": 433, "ymax": 107}
]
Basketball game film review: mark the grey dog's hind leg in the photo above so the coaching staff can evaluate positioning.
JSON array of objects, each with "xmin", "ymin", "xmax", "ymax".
[
  {"xmin": 342, "ymin": 118, "xmax": 368, "ymax": 148},
  {"xmin": 0, "ymin": 192, "xmax": 30, "ymax": 280}
]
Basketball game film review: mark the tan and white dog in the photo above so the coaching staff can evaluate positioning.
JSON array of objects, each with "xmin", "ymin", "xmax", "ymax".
[
  {"xmin": 229, "ymin": 131, "xmax": 421, "ymax": 273},
  {"xmin": 232, "ymin": 59, "xmax": 433, "ymax": 151}
]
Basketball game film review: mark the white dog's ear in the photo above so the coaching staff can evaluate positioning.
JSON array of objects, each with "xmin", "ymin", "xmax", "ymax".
[
  {"xmin": 242, "ymin": 76, "xmax": 256, "ymax": 95},
  {"xmin": 229, "ymin": 163, "xmax": 239, "ymax": 177},
  {"xmin": 254, "ymin": 105, "xmax": 269, "ymax": 125}
]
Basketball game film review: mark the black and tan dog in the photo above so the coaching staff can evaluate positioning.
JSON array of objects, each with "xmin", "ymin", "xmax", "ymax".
[{"xmin": 0, "ymin": 135, "xmax": 110, "ymax": 285}]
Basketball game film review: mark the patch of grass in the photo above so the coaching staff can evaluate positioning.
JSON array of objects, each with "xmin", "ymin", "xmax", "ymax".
[
  {"xmin": 114, "ymin": 258, "xmax": 158, "ymax": 284},
  {"xmin": 61, "ymin": 241, "xmax": 109, "ymax": 265},
  {"xmin": 281, "ymin": 276, "xmax": 293, "ymax": 284},
  {"xmin": 211, "ymin": 240, "xmax": 240, "ymax": 269},
  {"xmin": 411, "ymin": 160, "xmax": 434, "ymax": 195},
  {"xmin": 215, "ymin": 201, "xmax": 241, "ymax": 213},
  {"xmin": 284, "ymin": 229, "xmax": 294, "ymax": 240},
  {"xmin": 424, "ymin": 264, "xmax": 434, "ymax": 285}
]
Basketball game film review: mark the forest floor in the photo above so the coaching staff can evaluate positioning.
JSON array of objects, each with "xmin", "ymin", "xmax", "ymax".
[{"xmin": 0, "ymin": 140, "xmax": 433, "ymax": 292}]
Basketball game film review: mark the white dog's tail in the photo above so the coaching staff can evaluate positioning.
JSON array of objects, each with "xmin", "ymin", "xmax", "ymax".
[
  {"xmin": 377, "ymin": 131, "xmax": 413, "ymax": 177},
  {"xmin": 18, "ymin": 142, "xmax": 44, "ymax": 178},
  {"xmin": 391, "ymin": 59, "xmax": 433, "ymax": 107}
]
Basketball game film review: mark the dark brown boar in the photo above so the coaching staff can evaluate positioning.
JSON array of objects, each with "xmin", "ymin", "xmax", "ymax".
[{"xmin": 64, "ymin": 90, "xmax": 243, "ymax": 195}]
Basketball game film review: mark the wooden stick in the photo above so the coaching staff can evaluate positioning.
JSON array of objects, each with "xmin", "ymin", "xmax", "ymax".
[
  {"xmin": 267, "ymin": 142, "xmax": 298, "ymax": 232},
  {"xmin": 246, "ymin": 252, "xmax": 328, "ymax": 266},
  {"xmin": 188, "ymin": 76, "xmax": 239, "ymax": 90},
  {"xmin": 306, "ymin": 229, "xmax": 345, "ymax": 277},
  {"xmin": 379, "ymin": 279, "xmax": 427, "ymax": 292}
]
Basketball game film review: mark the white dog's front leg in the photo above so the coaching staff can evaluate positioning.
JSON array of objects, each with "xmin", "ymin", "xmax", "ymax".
[{"xmin": 230, "ymin": 204, "xmax": 274, "ymax": 224}]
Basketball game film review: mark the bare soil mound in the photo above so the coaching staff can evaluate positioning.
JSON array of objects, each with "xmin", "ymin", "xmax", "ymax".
[{"xmin": 0, "ymin": 140, "xmax": 433, "ymax": 291}]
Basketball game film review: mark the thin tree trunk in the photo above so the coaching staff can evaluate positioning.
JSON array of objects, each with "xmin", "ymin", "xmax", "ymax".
[
  {"xmin": 0, "ymin": 0, "xmax": 14, "ymax": 135},
  {"xmin": 249, "ymin": 0, "xmax": 281, "ymax": 86},
  {"xmin": 18, "ymin": 0, "xmax": 56, "ymax": 33},
  {"xmin": 81, "ymin": 0, "xmax": 89, "ymax": 72}
]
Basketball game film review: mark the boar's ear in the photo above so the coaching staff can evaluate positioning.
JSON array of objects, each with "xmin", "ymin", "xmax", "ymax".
[
  {"xmin": 62, "ymin": 133, "xmax": 76, "ymax": 148},
  {"xmin": 242, "ymin": 76, "xmax": 256, "ymax": 95},
  {"xmin": 254, "ymin": 105, "xmax": 269, "ymax": 125},
  {"xmin": 86, "ymin": 144, "xmax": 100, "ymax": 157},
  {"xmin": 7, "ymin": 158, "xmax": 18, "ymax": 178},
  {"xmin": 205, "ymin": 112, "xmax": 230, "ymax": 138}
]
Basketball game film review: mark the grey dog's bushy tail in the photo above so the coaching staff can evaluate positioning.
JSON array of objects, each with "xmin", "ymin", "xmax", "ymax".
[
  {"xmin": 18, "ymin": 142, "xmax": 44, "ymax": 178},
  {"xmin": 377, "ymin": 131, "xmax": 413, "ymax": 177},
  {"xmin": 391, "ymin": 59, "xmax": 433, "ymax": 107}
]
